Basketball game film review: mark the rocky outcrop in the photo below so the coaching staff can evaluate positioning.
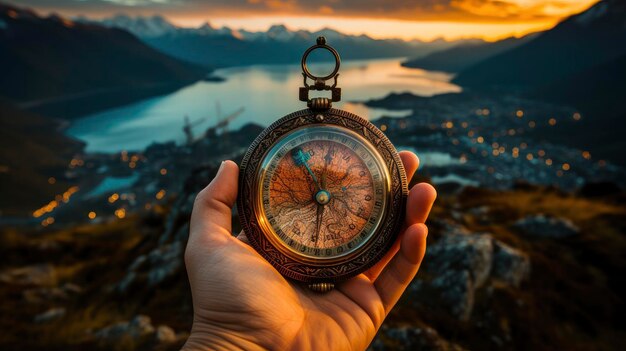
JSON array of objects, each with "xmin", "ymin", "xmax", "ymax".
[
  {"xmin": 34, "ymin": 307, "xmax": 66, "ymax": 323},
  {"xmin": 116, "ymin": 241, "xmax": 183, "ymax": 293},
  {"xmin": 94, "ymin": 315, "xmax": 176, "ymax": 345},
  {"xmin": 512, "ymin": 214, "xmax": 579, "ymax": 238},
  {"xmin": 410, "ymin": 222, "xmax": 530, "ymax": 321},
  {"xmin": 491, "ymin": 240, "xmax": 530, "ymax": 287}
]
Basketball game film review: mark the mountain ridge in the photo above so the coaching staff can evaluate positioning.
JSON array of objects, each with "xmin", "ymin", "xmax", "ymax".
[
  {"xmin": 80, "ymin": 14, "xmax": 481, "ymax": 67},
  {"xmin": 452, "ymin": 0, "xmax": 626, "ymax": 90},
  {"xmin": 0, "ymin": 3, "xmax": 207, "ymax": 103},
  {"xmin": 401, "ymin": 33, "xmax": 537, "ymax": 73}
]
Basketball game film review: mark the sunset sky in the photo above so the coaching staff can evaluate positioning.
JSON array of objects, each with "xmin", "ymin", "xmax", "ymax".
[{"xmin": 7, "ymin": 0, "xmax": 600, "ymax": 41}]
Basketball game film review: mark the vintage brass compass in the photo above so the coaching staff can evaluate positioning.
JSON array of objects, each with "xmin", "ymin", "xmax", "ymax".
[{"xmin": 237, "ymin": 37, "xmax": 408, "ymax": 292}]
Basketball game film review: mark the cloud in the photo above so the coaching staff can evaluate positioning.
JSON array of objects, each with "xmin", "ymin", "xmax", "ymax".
[{"xmin": 5, "ymin": 0, "xmax": 599, "ymax": 23}]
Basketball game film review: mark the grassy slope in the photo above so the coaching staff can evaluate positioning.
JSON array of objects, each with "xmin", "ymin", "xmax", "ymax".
[{"xmin": 0, "ymin": 99, "xmax": 84, "ymax": 216}]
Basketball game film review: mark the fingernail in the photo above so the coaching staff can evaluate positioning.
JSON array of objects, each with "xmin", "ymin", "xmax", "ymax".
[{"xmin": 216, "ymin": 161, "xmax": 225, "ymax": 177}]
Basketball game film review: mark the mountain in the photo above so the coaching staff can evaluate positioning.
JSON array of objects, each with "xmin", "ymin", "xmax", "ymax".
[
  {"xmin": 453, "ymin": 0, "xmax": 626, "ymax": 90},
  {"xmin": 530, "ymin": 54, "xmax": 626, "ymax": 165},
  {"xmin": 401, "ymin": 34, "xmax": 537, "ymax": 73},
  {"xmin": 450, "ymin": 0, "xmax": 626, "ymax": 165},
  {"xmin": 99, "ymin": 14, "xmax": 178, "ymax": 38},
  {"xmin": 0, "ymin": 3, "xmax": 207, "ymax": 103},
  {"xmin": 82, "ymin": 15, "xmax": 471, "ymax": 67}
]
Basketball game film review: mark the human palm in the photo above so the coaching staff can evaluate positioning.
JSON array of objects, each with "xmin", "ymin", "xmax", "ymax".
[{"xmin": 184, "ymin": 152, "xmax": 436, "ymax": 351}]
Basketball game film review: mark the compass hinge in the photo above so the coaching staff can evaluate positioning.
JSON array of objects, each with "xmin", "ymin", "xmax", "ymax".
[{"xmin": 308, "ymin": 97, "xmax": 332, "ymax": 110}]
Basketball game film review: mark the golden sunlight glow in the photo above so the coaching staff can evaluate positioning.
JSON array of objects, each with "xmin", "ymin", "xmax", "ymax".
[
  {"xmin": 174, "ymin": 16, "xmax": 558, "ymax": 41},
  {"xmin": 22, "ymin": 0, "xmax": 599, "ymax": 41},
  {"xmin": 169, "ymin": 0, "xmax": 598, "ymax": 41}
]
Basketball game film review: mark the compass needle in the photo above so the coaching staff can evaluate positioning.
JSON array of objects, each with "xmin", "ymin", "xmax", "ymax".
[
  {"xmin": 314, "ymin": 204, "xmax": 324, "ymax": 247},
  {"xmin": 292, "ymin": 147, "xmax": 321, "ymax": 192}
]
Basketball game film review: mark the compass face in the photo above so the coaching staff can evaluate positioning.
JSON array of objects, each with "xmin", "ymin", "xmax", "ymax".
[{"xmin": 258, "ymin": 126, "xmax": 388, "ymax": 259}]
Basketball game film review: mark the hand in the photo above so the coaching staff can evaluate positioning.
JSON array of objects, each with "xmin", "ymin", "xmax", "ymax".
[{"xmin": 183, "ymin": 151, "xmax": 437, "ymax": 351}]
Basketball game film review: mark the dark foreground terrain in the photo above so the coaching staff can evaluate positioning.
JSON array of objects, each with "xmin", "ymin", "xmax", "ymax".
[{"xmin": 1, "ymin": 164, "xmax": 624, "ymax": 350}]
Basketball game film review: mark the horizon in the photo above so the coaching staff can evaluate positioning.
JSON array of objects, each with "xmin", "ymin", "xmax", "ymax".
[{"xmin": 4, "ymin": 0, "xmax": 600, "ymax": 42}]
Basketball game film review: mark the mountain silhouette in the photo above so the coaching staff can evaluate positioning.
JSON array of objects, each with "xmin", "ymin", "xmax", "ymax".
[
  {"xmin": 0, "ymin": 3, "xmax": 206, "ymax": 103},
  {"xmin": 453, "ymin": 0, "xmax": 626, "ymax": 90},
  {"xmin": 83, "ymin": 15, "xmax": 472, "ymax": 67},
  {"xmin": 402, "ymin": 34, "xmax": 536, "ymax": 73}
]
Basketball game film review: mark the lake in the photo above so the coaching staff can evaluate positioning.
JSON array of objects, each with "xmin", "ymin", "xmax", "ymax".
[{"xmin": 67, "ymin": 58, "xmax": 461, "ymax": 152}]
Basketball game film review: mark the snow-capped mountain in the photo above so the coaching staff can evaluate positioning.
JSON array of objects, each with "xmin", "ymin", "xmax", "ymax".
[
  {"xmin": 78, "ymin": 14, "xmax": 471, "ymax": 67},
  {"xmin": 98, "ymin": 14, "xmax": 178, "ymax": 38}
]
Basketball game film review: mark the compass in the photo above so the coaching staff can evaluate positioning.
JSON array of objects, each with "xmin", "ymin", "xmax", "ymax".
[{"xmin": 237, "ymin": 37, "xmax": 408, "ymax": 292}]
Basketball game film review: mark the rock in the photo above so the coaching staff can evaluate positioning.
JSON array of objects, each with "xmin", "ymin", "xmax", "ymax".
[
  {"xmin": 116, "ymin": 241, "xmax": 183, "ymax": 292},
  {"xmin": 147, "ymin": 241, "xmax": 182, "ymax": 286},
  {"xmin": 410, "ymin": 221, "xmax": 531, "ymax": 321},
  {"xmin": 94, "ymin": 315, "xmax": 177, "ymax": 345},
  {"xmin": 155, "ymin": 325, "xmax": 176, "ymax": 343},
  {"xmin": 94, "ymin": 315, "xmax": 155, "ymax": 343},
  {"xmin": 173, "ymin": 222, "xmax": 190, "ymax": 242},
  {"xmin": 492, "ymin": 241, "xmax": 530, "ymax": 287},
  {"xmin": 468, "ymin": 206, "xmax": 491, "ymax": 223},
  {"xmin": 23, "ymin": 282, "xmax": 82, "ymax": 303},
  {"xmin": 512, "ymin": 214, "xmax": 579, "ymax": 238},
  {"xmin": 371, "ymin": 325, "xmax": 467, "ymax": 351},
  {"xmin": 426, "ymin": 225, "xmax": 493, "ymax": 289},
  {"xmin": 34, "ymin": 307, "xmax": 65, "ymax": 323},
  {"xmin": 116, "ymin": 271, "xmax": 137, "ymax": 293},
  {"xmin": 430, "ymin": 270, "xmax": 475, "ymax": 321},
  {"xmin": 0, "ymin": 264, "xmax": 57, "ymax": 286},
  {"xmin": 411, "ymin": 223, "xmax": 493, "ymax": 321},
  {"xmin": 62, "ymin": 282, "xmax": 83, "ymax": 294},
  {"xmin": 129, "ymin": 254, "xmax": 147, "ymax": 271}
]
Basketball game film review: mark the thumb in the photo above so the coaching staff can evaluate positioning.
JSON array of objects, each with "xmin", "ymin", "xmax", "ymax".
[{"xmin": 189, "ymin": 160, "xmax": 239, "ymax": 246}]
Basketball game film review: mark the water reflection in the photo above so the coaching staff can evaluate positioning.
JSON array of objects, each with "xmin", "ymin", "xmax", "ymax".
[{"xmin": 68, "ymin": 58, "xmax": 461, "ymax": 152}]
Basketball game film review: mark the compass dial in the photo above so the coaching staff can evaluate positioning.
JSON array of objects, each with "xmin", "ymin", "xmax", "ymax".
[{"xmin": 259, "ymin": 126, "xmax": 388, "ymax": 259}]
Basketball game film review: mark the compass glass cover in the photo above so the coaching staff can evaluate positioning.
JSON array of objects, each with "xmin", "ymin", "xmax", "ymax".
[{"xmin": 257, "ymin": 125, "xmax": 389, "ymax": 260}]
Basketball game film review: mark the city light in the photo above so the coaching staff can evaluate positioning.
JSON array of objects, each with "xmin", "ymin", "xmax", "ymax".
[
  {"xmin": 108, "ymin": 193, "xmax": 120, "ymax": 203},
  {"xmin": 115, "ymin": 208, "xmax": 126, "ymax": 219},
  {"xmin": 32, "ymin": 186, "xmax": 79, "ymax": 218},
  {"xmin": 156, "ymin": 189, "xmax": 167, "ymax": 200}
]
